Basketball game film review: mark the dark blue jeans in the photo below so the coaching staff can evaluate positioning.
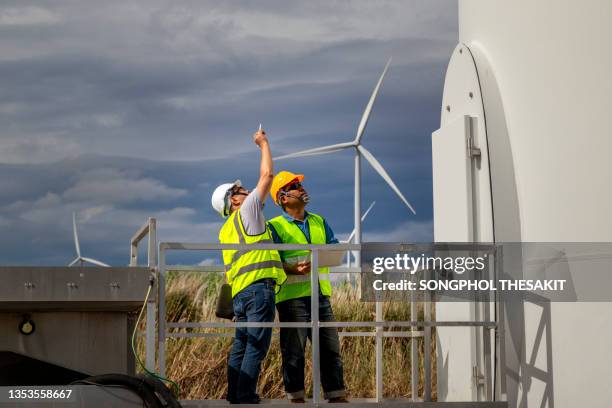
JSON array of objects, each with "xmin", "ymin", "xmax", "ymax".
[
  {"xmin": 227, "ymin": 280, "xmax": 276, "ymax": 404},
  {"xmin": 276, "ymin": 295, "xmax": 346, "ymax": 400}
]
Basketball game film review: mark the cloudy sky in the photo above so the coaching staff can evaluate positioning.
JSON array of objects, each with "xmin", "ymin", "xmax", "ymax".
[{"xmin": 0, "ymin": 1, "xmax": 457, "ymax": 266}]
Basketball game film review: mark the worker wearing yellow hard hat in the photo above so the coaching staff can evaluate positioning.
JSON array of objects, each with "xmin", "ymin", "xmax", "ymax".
[
  {"xmin": 270, "ymin": 171, "xmax": 305, "ymax": 206},
  {"xmin": 267, "ymin": 172, "xmax": 348, "ymax": 403}
]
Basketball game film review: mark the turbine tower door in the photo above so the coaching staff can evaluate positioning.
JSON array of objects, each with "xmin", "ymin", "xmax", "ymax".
[{"xmin": 432, "ymin": 43, "xmax": 495, "ymax": 401}]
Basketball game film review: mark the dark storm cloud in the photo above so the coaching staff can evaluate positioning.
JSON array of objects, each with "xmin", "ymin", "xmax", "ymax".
[{"xmin": 0, "ymin": 1, "xmax": 456, "ymax": 265}]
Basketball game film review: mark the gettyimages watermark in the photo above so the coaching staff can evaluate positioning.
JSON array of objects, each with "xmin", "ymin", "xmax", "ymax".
[{"xmin": 359, "ymin": 243, "xmax": 612, "ymax": 302}]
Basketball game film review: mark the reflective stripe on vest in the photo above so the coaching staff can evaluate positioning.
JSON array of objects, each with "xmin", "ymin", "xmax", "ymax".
[
  {"xmin": 219, "ymin": 209, "xmax": 286, "ymax": 297},
  {"xmin": 285, "ymin": 273, "xmax": 331, "ymax": 284},
  {"xmin": 267, "ymin": 212, "xmax": 332, "ymax": 303},
  {"xmin": 223, "ymin": 214, "xmax": 274, "ymax": 272}
]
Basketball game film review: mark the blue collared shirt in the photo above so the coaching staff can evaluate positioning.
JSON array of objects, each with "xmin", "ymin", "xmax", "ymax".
[{"xmin": 268, "ymin": 211, "xmax": 339, "ymax": 248}]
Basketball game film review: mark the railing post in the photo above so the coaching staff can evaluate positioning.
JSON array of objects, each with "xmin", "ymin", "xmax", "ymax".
[
  {"xmin": 375, "ymin": 298, "xmax": 383, "ymax": 401},
  {"xmin": 495, "ymin": 245, "xmax": 507, "ymax": 399},
  {"xmin": 130, "ymin": 244, "xmax": 138, "ymax": 266},
  {"xmin": 424, "ymin": 268, "xmax": 432, "ymax": 401},
  {"xmin": 147, "ymin": 218, "xmax": 156, "ymax": 266},
  {"xmin": 482, "ymin": 248, "xmax": 493, "ymax": 401},
  {"xmin": 311, "ymin": 249, "xmax": 321, "ymax": 404},
  {"xmin": 145, "ymin": 218, "xmax": 157, "ymax": 372},
  {"xmin": 158, "ymin": 244, "xmax": 167, "ymax": 377},
  {"xmin": 410, "ymin": 272, "xmax": 418, "ymax": 400}
]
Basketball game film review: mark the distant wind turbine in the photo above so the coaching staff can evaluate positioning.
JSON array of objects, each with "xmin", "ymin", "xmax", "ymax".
[
  {"xmin": 68, "ymin": 212, "xmax": 110, "ymax": 267},
  {"xmin": 275, "ymin": 58, "xmax": 416, "ymax": 263}
]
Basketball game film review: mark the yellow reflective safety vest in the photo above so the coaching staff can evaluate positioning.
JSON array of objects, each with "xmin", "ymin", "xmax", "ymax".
[
  {"xmin": 268, "ymin": 212, "xmax": 332, "ymax": 303},
  {"xmin": 219, "ymin": 209, "xmax": 286, "ymax": 298}
]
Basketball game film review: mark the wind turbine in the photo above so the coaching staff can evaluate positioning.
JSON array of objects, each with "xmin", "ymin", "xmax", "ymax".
[
  {"xmin": 275, "ymin": 59, "xmax": 416, "ymax": 263},
  {"xmin": 68, "ymin": 212, "xmax": 110, "ymax": 267}
]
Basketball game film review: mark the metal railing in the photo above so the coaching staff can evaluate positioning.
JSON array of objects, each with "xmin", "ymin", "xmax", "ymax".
[{"xmin": 154, "ymin": 242, "xmax": 499, "ymax": 404}]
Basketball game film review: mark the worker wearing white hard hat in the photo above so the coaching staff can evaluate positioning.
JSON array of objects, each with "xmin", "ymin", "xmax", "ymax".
[{"xmin": 212, "ymin": 126, "xmax": 286, "ymax": 404}]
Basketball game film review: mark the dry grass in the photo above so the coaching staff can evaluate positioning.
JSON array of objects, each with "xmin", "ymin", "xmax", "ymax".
[{"xmin": 137, "ymin": 272, "xmax": 436, "ymax": 400}]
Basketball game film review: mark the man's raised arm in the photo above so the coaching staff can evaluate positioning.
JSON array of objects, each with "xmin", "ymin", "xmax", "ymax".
[{"xmin": 254, "ymin": 128, "xmax": 274, "ymax": 202}]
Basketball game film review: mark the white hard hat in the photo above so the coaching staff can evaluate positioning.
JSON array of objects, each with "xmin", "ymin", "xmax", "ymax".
[{"xmin": 211, "ymin": 180, "xmax": 241, "ymax": 217}]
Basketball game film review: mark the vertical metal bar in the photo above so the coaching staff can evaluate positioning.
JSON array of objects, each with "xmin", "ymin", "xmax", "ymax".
[
  {"xmin": 423, "ymin": 268, "xmax": 432, "ymax": 401},
  {"xmin": 145, "ymin": 218, "xmax": 157, "ymax": 372},
  {"xmin": 375, "ymin": 300, "xmax": 383, "ymax": 401},
  {"xmin": 145, "ymin": 300, "xmax": 156, "ymax": 372},
  {"xmin": 495, "ymin": 245, "xmax": 506, "ymax": 399},
  {"xmin": 410, "ymin": 273, "xmax": 418, "ymax": 400},
  {"xmin": 130, "ymin": 244, "xmax": 138, "ymax": 266},
  {"xmin": 158, "ymin": 244, "xmax": 167, "ymax": 377},
  {"xmin": 483, "ymin": 322, "xmax": 492, "ymax": 399},
  {"xmin": 483, "ymin": 247, "xmax": 498, "ymax": 401},
  {"xmin": 472, "ymin": 276, "xmax": 482, "ymax": 400},
  {"xmin": 373, "ymin": 231, "xmax": 382, "ymax": 401},
  {"xmin": 311, "ymin": 249, "xmax": 321, "ymax": 404},
  {"xmin": 482, "ymin": 249, "xmax": 493, "ymax": 400},
  {"xmin": 148, "ymin": 218, "xmax": 156, "ymax": 267},
  {"xmin": 347, "ymin": 247, "xmax": 351, "ymax": 268},
  {"xmin": 354, "ymin": 150, "xmax": 361, "ymax": 266}
]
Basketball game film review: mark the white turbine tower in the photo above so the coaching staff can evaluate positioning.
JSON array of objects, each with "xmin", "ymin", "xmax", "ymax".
[
  {"xmin": 275, "ymin": 59, "xmax": 416, "ymax": 263},
  {"xmin": 68, "ymin": 212, "xmax": 110, "ymax": 267}
]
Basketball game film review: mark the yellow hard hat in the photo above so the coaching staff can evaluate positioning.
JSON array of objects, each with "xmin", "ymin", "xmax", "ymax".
[{"xmin": 271, "ymin": 171, "xmax": 304, "ymax": 205}]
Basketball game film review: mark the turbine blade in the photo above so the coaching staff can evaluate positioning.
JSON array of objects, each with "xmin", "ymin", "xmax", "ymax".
[
  {"xmin": 275, "ymin": 142, "xmax": 354, "ymax": 160},
  {"xmin": 81, "ymin": 257, "xmax": 110, "ymax": 267},
  {"xmin": 345, "ymin": 232, "xmax": 355, "ymax": 243},
  {"xmin": 72, "ymin": 212, "xmax": 81, "ymax": 257},
  {"xmin": 68, "ymin": 257, "xmax": 79, "ymax": 267},
  {"xmin": 361, "ymin": 200, "xmax": 376, "ymax": 221},
  {"xmin": 358, "ymin": 146, "xmax": 416, "ymax": 214},
  {"xmin": 346, "ymin": 201, "xmax": 377, "ymax": 242},
  {"xmin": 355, "ymin": 57, "xmax": 392, "ymax": 145}
]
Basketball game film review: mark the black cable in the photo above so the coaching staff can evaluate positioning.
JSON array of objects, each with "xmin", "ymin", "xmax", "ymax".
[
  {"xmin": 131, "ymin": 275, "xmax": 180, "ymax": 396},
  {"xmin": 72, "ymin": 374, "xmax": 183, "ymax": 407},
  {"xmin": 72, "ymin": 374, "xmax": 162, "ymax": 408},
  {"xmin": 137, "ymin": 374, "xmax": 182, "ymax": 408}
]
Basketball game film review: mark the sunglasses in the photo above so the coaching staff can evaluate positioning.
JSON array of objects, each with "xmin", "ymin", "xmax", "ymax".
[
  {"xmin": 230, "ymin": 186, "xmax": 248, "ymax": 196},
  {"xmin": 223, "ymin": 186, "xmax": 249, "ymax": 216},
  {"xmin": 283, "ymin": 182, "xmax": 302, "ymax": 192}
]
